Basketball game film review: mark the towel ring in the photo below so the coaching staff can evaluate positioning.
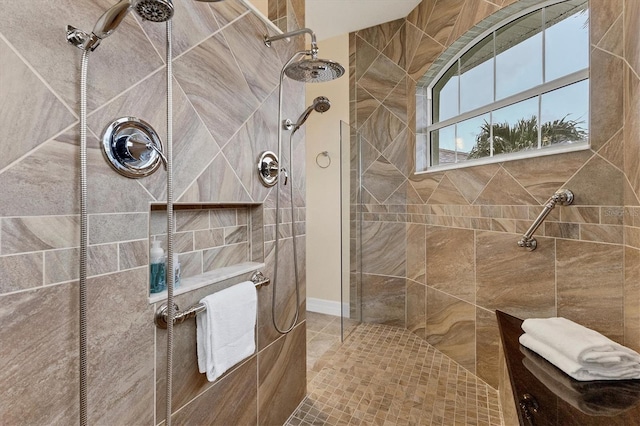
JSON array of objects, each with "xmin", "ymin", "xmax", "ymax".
[{"xmin": 316, "ymin": 151, "xmax": 331, "ymax": 169}]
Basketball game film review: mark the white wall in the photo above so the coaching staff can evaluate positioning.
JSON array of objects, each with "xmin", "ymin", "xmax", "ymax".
[
  {"xmin": 305, "ymin": 33, "xmax": 350, "ymax": 313},
  {"xmin": 251, "ymin": 0, "xmax": 269, "ymax": 16}
]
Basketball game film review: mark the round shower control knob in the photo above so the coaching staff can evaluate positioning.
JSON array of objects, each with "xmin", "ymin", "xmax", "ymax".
[
  {"xmin": 102, "ymin": 117, "xmax": 165, "ymax": 179},
  {"xmin": 258, "ymin": 151, "xmax": 280, "ymax": 187}
]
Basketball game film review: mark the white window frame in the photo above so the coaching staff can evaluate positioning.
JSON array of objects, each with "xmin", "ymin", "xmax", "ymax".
[{"xmin": 420, "ymin": 0, "xmax": 590, "ymax": 174}]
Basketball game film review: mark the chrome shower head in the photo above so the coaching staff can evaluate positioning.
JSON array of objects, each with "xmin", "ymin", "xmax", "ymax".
[
  {"xmin": 76, "ymin": 0, "xmax": 173, "ymax": 51},
  {"xmin": 284, "ymin": 58, "xmax": 345, "ymax": 83},
  {"xmin": 291, "ymin": 96, "xmax": 331, "ymax": 134},
  {"xmin": 134, "ymin": 0, "xmax": 174, "ymax": 22}
]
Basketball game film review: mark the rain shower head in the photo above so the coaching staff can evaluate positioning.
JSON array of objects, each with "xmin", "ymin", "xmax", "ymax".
[
  {"xmin": 285, "ymin": 58, "xmax": 345, "ymax": 83},
  {"xmin": 291, "ymin": 96, "xmax": 331, "ymax": 134},
  {"xmin": 70, "ymin": 0, "xmax": 174, "ymax": 51},
  {"xmin": 264, "ymin": 27, "xmax": 345, "ymax": 83}
]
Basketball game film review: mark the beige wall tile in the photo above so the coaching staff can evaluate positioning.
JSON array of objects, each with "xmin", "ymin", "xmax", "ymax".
[
  {"xmin": 426, "ymin": 226, "xmax": 475, "ymax": 303},
  {"xmin": 476, "ymin": 308, "xmax": 500, "ymax": 389},
  {"xmin": 361, "ymin": 221, "xmax": 406, "ymax": 276},
  {"xmin": 557, "ymin": 240, "xmax": 624, "ymax": 341},
  {"xmin": 476, "ymin": 232, "xmax": 556, "ymax": 318},
  {"xmin": 426, "ymin": 287, "xmax": 476, "ymax": 372},
  {"xmin": 0, "ymin": 39, "xmax": 75, "ymax": 170},
  {"xmin": 87, "ymin": 269, "xmax": 154, "ymax": 424},
  {"xmin": 173, "ymin": 32, "xmax": 259, "ymax": 147},
  {"xmin": 258, "ymin": 322, "xmax": 306, "ymax": 425},
  {"xmin": 89, "ymin": 213, "xmax": 148, "ymax": 245},
  {"xmin": 407, "ymin": 223, "xmax": 426, "ymax": 284},
  {"xmin": 590, "ymin": 48, "xmax": 624, "ymax": 151},
  {"xmin": 425, "ymin": 0, "xmax": 465, "ymax": 45},
  {"xmin": 407, "ymin": 279, "xmax": 427, "ymax": 339},
  {"xmin": 2, "ymin": 216, "xmax": 79, "ymax": 254},
  {"xmin": 119, "ymin": 240, "xmax": 148, "ymax": 271},
  {"xmin": 475, "ymin": 168, "xmax": 537, "ymax": 205},
  {"xmin": 362, "ymin": 274, "xmax": 406, "ymax": 326},
  {"xmin": 357, "ymin": 19, "xmax": 404, "ymax": 53},
  {"xmin": 171, "ymin": 357, "xmax": 257, "ymax": 425},
  {"xmin": 624, "ymin": 247, "xmax": 640, "ymax": 352},
  {"xmin": 0, "ymin": 283, "xmax": 78, "ymax": 424},
  {"xmin": 0, "ymin": 253, "xmax": 43, "ymax": 293}
]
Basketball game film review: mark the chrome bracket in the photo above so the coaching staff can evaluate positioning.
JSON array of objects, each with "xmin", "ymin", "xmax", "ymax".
[{"xmin": 66, "ymin": 25, "xmax": 100, "ymax": 51}]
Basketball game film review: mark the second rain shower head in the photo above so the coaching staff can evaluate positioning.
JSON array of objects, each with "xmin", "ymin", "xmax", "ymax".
[
  {"xmin": 264, "ymin": 27, "xmax": 346, "ymax": 83},
  {"xmin": 289, "ymin": 96, "xmax": 331, "ymax": 134},
  {"xmin": 68, "ymin": 0, "xmax": 174, "ymax": 51},
  {"xmin": 285, "ymin": 58, "xmax": 345, "ymax": 83}
]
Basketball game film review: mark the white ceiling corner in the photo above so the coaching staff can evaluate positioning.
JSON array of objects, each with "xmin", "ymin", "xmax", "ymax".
[{"xmin": 306, "ymin": 0, "xmax": 421, "ymax": 41}]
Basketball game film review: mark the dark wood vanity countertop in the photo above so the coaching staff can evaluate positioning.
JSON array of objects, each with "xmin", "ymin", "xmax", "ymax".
[{"xmin": 496, "ymin": 310, "xmax": 640, "ymax": 425}]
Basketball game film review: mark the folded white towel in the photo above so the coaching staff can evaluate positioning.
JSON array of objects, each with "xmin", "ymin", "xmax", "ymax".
[
  {"xmin": 196, "ymin": 281, "xmax": 257, "ymax": 382},
  {"xmin": 520, "ymin": 334, "xmax": 640, "ymax": 381},
  {"xmin": 519, "ymin": 317, "xmax": 640, "ymax": 381}
]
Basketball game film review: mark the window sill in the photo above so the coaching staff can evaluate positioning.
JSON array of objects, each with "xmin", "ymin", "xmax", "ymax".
[{"xmin": 416, "ymin": 142, "xmax": 590, "ymax": 175}]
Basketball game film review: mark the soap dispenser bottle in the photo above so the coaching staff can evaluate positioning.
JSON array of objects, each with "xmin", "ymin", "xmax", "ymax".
[
  {"xmin": 172, "ymin": 252, "xmax": 181, "ymax": 289},
  {"xmin": 149, "ymin": 238, "xmax": 166, "ymax": 294}
]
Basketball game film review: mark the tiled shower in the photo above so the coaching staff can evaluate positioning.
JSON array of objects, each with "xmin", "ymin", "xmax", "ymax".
[
  {"xmin": 350, "ymin": 0, "xmax": 640, "ymax": 407},
  {"xmin": 0, "ymin": 0, "xmax": 309, "ymax": 424},
  {"xmin": 1, "ymin": 0, "xmax": 639, "ymax": 425}
]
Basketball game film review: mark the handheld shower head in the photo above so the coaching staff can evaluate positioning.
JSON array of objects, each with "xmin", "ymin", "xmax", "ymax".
[
  {"xmin": 90, "ymin": 0, "xmax": 133, "ymax": 40},
  {"xmin": 134, "ymin": 0, "xmax": 174, "ymax": 22},
  {"xmin": 291, "ymin": 96, "xmax": 331, "ymax": 134},
  {"xmin": 76, "ymin": 0, "xmax": 174, "ymax": 51}
]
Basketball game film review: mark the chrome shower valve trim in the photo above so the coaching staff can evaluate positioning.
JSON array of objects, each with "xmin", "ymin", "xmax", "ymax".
[
  {"xmin": 102, "ymin": 117, "xmax": 166, "ymax": 178},
  {"xmin": 258, "ymin": 151, "xmax": 286, "ymax": 187}
]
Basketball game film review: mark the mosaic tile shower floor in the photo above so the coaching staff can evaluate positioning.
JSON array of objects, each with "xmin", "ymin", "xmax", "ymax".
[{"xmin": 287, "ymin": 320, "xmax": 504, "ymax": 426}]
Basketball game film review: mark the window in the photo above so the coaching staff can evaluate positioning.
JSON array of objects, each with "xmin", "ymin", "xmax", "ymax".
[{"xmin": 419, "ymin": 0, "xmax": 589, "ymax": 171}]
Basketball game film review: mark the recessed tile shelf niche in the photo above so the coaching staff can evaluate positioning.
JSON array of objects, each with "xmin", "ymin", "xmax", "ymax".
[{"xmin": 148, "ymin": 203, "xmax": 265, "ymax": 304}]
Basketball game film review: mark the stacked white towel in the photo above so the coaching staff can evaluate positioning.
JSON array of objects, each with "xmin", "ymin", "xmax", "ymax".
[
  {"xmin": 519, "ymin": 317, "xmax": 640, "ymax": 381},
  {"xmin": 196, "ymin": 281, "xmax": 257, "ymax": 382}
]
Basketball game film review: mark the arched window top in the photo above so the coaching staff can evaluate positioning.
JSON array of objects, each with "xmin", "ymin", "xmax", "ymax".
[{"xmin": 416, "ymin": 0, "xmax": 589, "ymax": 173}]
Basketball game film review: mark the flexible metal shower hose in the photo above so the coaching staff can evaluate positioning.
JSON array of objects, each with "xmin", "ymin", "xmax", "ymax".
[
  {"xmin": 165, "ymin": 19, "xmax": 175, "ymax": 426},
  {"xmin": 79, "ymin": 49, "xmax": 89, "ymax": 426},
  {"xmin": 76, "ymin": 19, "xmax": 175, "ymax": 426},
  {"xmin": 272, "ymin": 54, "xmax": 305, "ymax": 334}
]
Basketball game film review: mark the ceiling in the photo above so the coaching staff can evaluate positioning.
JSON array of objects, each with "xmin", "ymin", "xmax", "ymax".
[{"xmin": 306, "ymin": 0, "xmax": 422, "ymax": 41}]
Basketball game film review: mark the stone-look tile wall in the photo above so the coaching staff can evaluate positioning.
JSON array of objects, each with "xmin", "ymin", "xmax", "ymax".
[
  {"xmin": 350, "ymin": 0, "xmax": 640, "ymax": 390},
  {"xmin": 0, "ymin": 0, "xmax": 308, "ymax": 424}
]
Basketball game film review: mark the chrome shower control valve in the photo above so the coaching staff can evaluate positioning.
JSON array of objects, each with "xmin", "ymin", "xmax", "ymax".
[
  {"xmin": 102, "ymin": 117, "xmax": 166, "ymax": 178},
  {"xmin": 258, "ymin": 151, "xmax": 281, "ymax": 187}
]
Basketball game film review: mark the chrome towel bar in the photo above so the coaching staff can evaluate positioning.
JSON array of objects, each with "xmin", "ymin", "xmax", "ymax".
[
  {"xmin": 154, "ymin": 271, "xmax": 270, "ymax": 329},
  {"xmin": 518, "ymin": 189, "xmax": 574, "ymax": 251}
]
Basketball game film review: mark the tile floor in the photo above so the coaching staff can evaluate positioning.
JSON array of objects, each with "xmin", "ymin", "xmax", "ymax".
[{"xmin": 287, "ymin": 312, "xmax": 504, "ymax": 425}]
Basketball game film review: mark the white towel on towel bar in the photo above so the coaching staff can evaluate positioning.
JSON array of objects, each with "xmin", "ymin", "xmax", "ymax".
[
  {"xmin": 196, "ymin": 281, "xmax": 257, "ymax": 382},
  {"xmin": 519, "ymin": 317, "xmax": 640, "ymax": 381}
]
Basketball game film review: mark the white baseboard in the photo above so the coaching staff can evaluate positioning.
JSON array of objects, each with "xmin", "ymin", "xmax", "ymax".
[{"xmin": 307, "ymin": 297, "xmax": 350, "ymax": 318}]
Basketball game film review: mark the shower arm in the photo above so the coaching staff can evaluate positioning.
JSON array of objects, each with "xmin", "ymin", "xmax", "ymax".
[
  {"xmin": 264, "ymin": 28, "xmax": 318, "ymax": 58},
  {"xmin": 518, "ymin": 189, "xmax": 574, "ymax": 251}
]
